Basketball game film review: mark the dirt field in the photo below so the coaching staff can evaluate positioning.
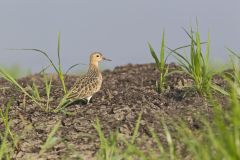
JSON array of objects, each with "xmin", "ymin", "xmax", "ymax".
[{"xmin": 0, "ymin": 63, "xmax": 226, "ymax": 159}]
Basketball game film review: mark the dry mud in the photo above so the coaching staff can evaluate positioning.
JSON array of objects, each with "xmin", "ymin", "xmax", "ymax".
[{"xmin": 0, "ymin": 63, "xmax": 227, "ymax": 159}]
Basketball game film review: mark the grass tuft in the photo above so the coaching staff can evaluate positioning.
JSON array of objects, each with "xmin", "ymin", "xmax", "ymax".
[
  {"xmin": 1, "ymin": 33, "xmax": 82, "ymax": 112},
  {"xmin": 178, "ymin": 80, "xmax": 240, "ymax": 159},
  {"xmin": 148, "ymin": 31, "xmax": 169, "ymax": 93},
  {"xmin": 212, "ymin": 48, "xmax": 240, "ymax": 97},
  {"xmin": 7, "ymin": 33, "xmax": 67, "ymax": 94},
  {"xmin": 169, "ymin": 27, "xmax": 212, "ymax": 95},
  {"xmin": 0, "ymin": 68, "xmax": 42, "ymax": 107}
]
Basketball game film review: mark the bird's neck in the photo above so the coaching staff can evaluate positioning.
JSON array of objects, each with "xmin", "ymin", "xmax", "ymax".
[
  {"xmin": 88, "ymin": 63, "xmax": 100, "ymax": 74},
  {"xmin": 90, "ymin": 60, "xmax": 99, "ymax": 67}
]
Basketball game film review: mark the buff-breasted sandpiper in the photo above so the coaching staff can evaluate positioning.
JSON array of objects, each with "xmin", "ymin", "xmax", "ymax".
[{"xmin": 67, "ymin": 52, "xmax": 111, "ymax": 104}]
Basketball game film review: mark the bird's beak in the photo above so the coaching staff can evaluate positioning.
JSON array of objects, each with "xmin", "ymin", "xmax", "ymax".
[{"xmin": 102, "ymin": 57, "xmax": 112, "ymax": 61}]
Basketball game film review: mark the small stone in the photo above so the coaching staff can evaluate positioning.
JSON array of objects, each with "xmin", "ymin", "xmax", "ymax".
[{"xmin": 119, "ymin": 124, "xmax": 131, "ymax": 135}]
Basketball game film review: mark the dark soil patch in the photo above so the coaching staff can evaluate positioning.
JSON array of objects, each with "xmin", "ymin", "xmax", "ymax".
[{"xmin": 0, "ymin": 63, "xmax": 227, "ymax": 159}]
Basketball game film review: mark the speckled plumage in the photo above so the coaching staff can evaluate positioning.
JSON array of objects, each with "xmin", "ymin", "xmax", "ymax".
[{"xmin": 67, "ymin": 52, "xmax": 110, "ymax": 103}]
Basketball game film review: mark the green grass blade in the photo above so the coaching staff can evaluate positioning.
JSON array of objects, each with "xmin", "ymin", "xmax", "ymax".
[
  {"xmin": 205, "ymin": 32, "xmax": 210, "ymax": 66},
  {"xmin": 0, "ymin": 129, "xmax": 9, "ymax": 159},
  {"xmin": 182, "ymin": 27, "xmax": 197, "ymax": 45},
  {"xmin": 44, "ymin": 74, "xmax": 52, "ymax": 112},
  {"xmin": 32, "ymin": 82, "xmax": 41, "ymax": 100},
  {"xmin": 149, "ymin": 128, "xmax": 165, "ymax": 155},
  {"xmin": 166, "ymin": 42, "xmax": 206, "ymax": 54},
  {"xmin": 8, "ymin": 46, "xmax": 67, "ymax": 94},
  {"xmin": 39, "ymin": 121, "xmax": 61, "ymax": 155},
  {"xmin": 65, "ymin": 63, "xmax": 87, "ymax": 75},
  {"xmin": 211, "ymin": 84, "xmax": 230, "ymax": 96},
  {"xmin": 130, "ymin": 112, "xmax": 142, "ymax": 144},
  {"xmin": 167, "ymin": 47, "xmax": 192, "ymax": 68},
  {"xmin": 148, "ymin": 43, "xmax": 160, "ymax": 68},
  {"xmin": 39, "ymin": 65, "xmax": 51, "ymax": 74},
  {"xmin": 162, "ymin": 121, "xmax": 175, "ymax": 160},
  {"xmin": 8, "ymin": 48, "xmax": 59, "ymax": 74},
  {"xmin": 56, "ymin": 33, "xmax": 67, "ymax": 94},
  {"xmin": 160, "ymin": 31, "xmax": 165, "ymax": 71},
  {"xmin": 0, "ymin": 99, "xmax": 18, "ymax": 149},
  {"xmin": 57, "ymin": 32, "xmax": 61, "ymax": 72},
  {"xmin": 227, "ymin": 48, "xmax": 240, "ymax": 59},
  {"xmin": 93, "ymin": 118, "xmax": 111, "ymax": 159}
]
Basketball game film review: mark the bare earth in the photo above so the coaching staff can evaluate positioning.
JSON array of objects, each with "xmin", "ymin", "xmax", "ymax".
[{"xmin": 0, "ymin": 63, "xmax": 226, "ymax": 159}]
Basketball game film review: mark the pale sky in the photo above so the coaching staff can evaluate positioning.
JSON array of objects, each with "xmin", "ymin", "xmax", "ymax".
[{"xmin": 0, "ymin": 0, "xmax": 239, "ymax": 72}]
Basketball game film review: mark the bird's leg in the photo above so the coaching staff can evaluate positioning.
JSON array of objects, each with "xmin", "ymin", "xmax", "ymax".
[{"xmin": 86, "ymin": 96, "xmax": 92, "ymax": 104}]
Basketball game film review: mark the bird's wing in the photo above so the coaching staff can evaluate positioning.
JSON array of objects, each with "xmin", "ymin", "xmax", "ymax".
[{"xmin": 67, "ymin": 76, "xmax": 100, "ymax": 100}]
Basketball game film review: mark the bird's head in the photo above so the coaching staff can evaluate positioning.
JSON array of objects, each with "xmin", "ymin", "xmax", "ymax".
[{"xmin": 90, "ymin": 52, "xmax": 111, "ymax": 66}]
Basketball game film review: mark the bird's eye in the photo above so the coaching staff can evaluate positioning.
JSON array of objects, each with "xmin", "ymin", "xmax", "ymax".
[{"xmin": 96, "ymin": 55, "xmax": 99, "ymax": 57}]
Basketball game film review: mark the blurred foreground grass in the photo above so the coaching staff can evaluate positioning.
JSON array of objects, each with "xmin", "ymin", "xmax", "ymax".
[{"xmin": 1, "ymin": 64, "xmax": 31, "ymax": 79}]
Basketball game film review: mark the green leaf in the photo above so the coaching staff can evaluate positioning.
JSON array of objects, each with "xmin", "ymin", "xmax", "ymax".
[
  {"xmin": 148, "ymin": 43, "xmax": 160, "ymax": 68},
  {"xmin": 160, "ymin": 31, "xmax": 165, "ymax": 71}
]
